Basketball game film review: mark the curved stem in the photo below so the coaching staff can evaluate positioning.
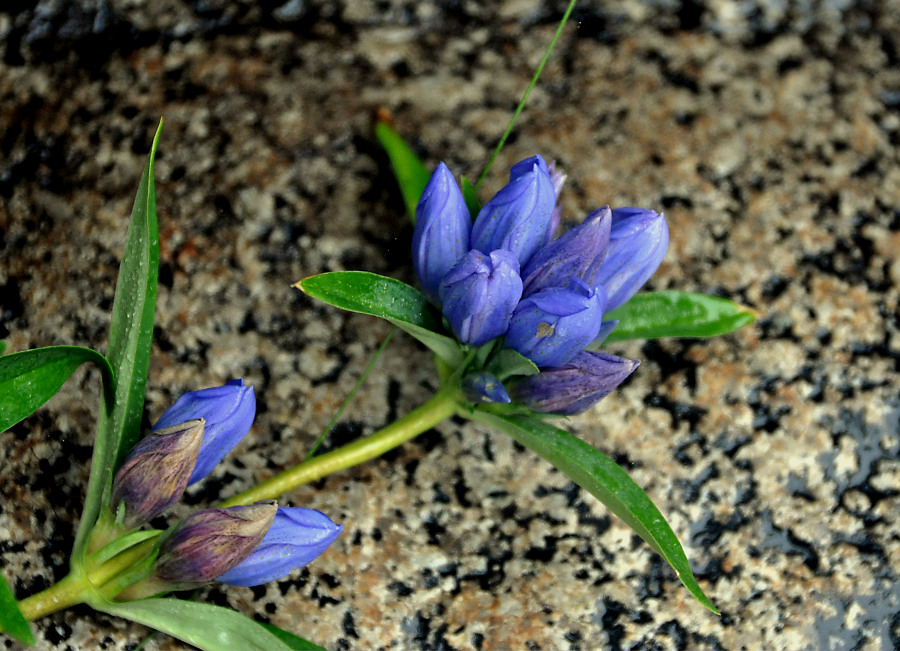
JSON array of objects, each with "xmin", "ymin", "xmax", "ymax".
[{"xmin": 221, "ymin": 386, "xmax": 460, "ymax": 507}]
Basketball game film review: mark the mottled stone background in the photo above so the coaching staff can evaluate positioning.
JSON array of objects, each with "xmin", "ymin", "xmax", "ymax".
[{"xmin": 2, "ymin": 1, "xmax": 899, "ymax": 649}]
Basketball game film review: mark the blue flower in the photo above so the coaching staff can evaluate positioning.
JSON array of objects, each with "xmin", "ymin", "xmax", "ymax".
[
  {"xmin": 216, "ymin": 507, "xmax": 344, "ymax": 587},
  {"xmin": 461, "ymin": 371, "xmax": 511, "ymax": 404},
  {"xmin": 439, "ymin": 249, "xmax": 523, "ymax": 347},
  {"xmin": 153, "ymin": 379, "xmax": 256, "ymax": 485},
  {"xmin": 471, "ymin": 155, "xmax": 556, "ymax": 266},
  {"xmin": 510, "ymin": 351, "xmax": 639, "ymax": 415},
  {"xmin": 412, "ymin": 162, "xmax": 472, "ymax": 304},
  {"xmin": 520, "ymin": 206, "xmax": 611, "ymax": 296},
  {"xmin": 505, "ymin": 278, "xmax": 605, "ymax": 367},
  {"xmin": 155, "ymin": 502, "xmax": 277, "ymax": 587},
  {"xmin": 111, "ymin": 420, "xmax": 204, "ymax": 528},
  {"xmin": 587, "ymin": 208, "xmax": 668, "ymax": 311}
]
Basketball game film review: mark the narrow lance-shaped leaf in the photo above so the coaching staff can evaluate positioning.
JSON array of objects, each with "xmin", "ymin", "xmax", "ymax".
[
  {"xmin": 0, "ymin": 570, "xmax": 34, "ymax": 645},
  {"xmin": 258, "ymin": 623, "xmax": 326, "ymax": 651},
  {"xmin": 72, "ymin": 119, "xmax": 163, "ymax": 563},
  {"xmin": 602, "ymin": 291, "xmax": 756, "ymax": 344},
  {"xmin": 0, "ymin": 346, "xmax": 113, "ymax": 435},
  {"xmin": 95, "ymin": 598, "xmax": 293, "ymax": 651},
  {"xmin": 470, "ymin": 410, "xmax": 718, "ymax": 613},
  {"xmin": 375, "ymin": 120, "xmax": 430, "ymax": 224},
  {"xmin": 295, "ymin": 271, "xmax": 464, "ymax": 367}
]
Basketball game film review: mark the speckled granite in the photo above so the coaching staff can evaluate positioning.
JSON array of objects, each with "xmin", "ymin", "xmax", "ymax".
[{"xmin": 2, "ymin": 1, "xmax": 899, "ymax": 650}]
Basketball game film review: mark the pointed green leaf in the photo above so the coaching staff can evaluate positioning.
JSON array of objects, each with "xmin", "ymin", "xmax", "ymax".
[
  {"xmin": 257, "ymin": 623, "xmax": 326, "ymax": 651},
  {"xmin": 460, "ymin": 176, "xmax": 481, "ymax": 220},
  {"xmin": 91, "ymin": 529, "xmax": 162, "ymax": 567},
  {"xmin": 295, "ymin": 272, "xmax": 463, "ymax": 366},
  {"xmin": 375, "ymin": 121, "xmax": 430, "ymax": 224},
  {"xmin": 486, "ymin": 348, "xmax": 539, "ymax": 381},
  {"xmin": 0, "ymin": 346, "xmax": 113, "ymax": 434},
  {"xmin": 95, "ymin": 599, "xmax": 292, "ymax": 651},
  {"xmin": 72, "ymin": 120, "xmax": 163, "ymax": 564},
  {"xmin": 0, "ymin": 341, "xmax": 6, "ymax": 355},
  {"xmin": 603, "ymin": 291, "xmax": 757, "ymax": 343},
  {"xmin": 0, "ymin": 570, "xmax": 34, "ymax": 645},
  {"xmin": 470, "ymin": 410, "xmax": 718, "ymax": 613}
]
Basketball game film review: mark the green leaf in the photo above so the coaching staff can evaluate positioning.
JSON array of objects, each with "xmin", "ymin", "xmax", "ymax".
[
  {"xmin": 91, "ymin": 529, "xmax": 162, "ymax": 567},
  {"xmin": 0, "ymin": 341, "xmax": 6, "ymax": 355},
  {"xmin": 0, "ymin": 346, "xmax": 113, "ymax": 435},
  {"xmin": 486, "ymin": 348, "xmax": 539, "ymax": 381},
  {"xmin": 72, "ymin": 120, "xmax": 163, "ymax": 564},
  {"xmin": 258, "ymin": 623, "xmax": 326, "ymax": 651},
  {"xmin": 375, "ymin": 120, "xmax": 430, "ymax": 224},
  {"xmin": 295, "ymin": 271, "xmax": 463, "ymax": 367},
  {"xmin": 470, "ymin": 410, "xmax": 718, "ymax": 613},
  {"xmin": 461, "ymin": 176, "xmax": 481, "ymax": 220},
  {"xmin": 603, "ymin": 291, "xmax": 756, "ymax": 343},
  {"xmin": 95, "ymin": 599, "xmax": 292, "ymax": 651},
  {"xmin": 0, "ymin": 570, "xmax": 34, "ymax": 645}
]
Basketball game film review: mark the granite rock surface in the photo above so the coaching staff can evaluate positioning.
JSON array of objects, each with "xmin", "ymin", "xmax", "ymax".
[{"xmin": 1, "ymin": 1, "xmax": 899, "ymax": 649}]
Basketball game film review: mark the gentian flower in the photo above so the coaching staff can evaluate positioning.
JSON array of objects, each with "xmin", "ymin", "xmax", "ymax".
[
  {"xmin": 152, "ymin": 379, "xmax": 256, "ymax": 485},
  {"xmin": 412, "ymin": 162, "xmax": 471, "ymax": 304},
  {"xmin": 216, "ymin": 507, "xmax": 344, "ymax": 587},
  {"xmin": 439, "ymin": 249, "xmax": 523, "ymax": 347},
  {"xmin": 505, "ymin": 278, "xmax": 605, "ymax": 367},
  {"xmin": 587, "ymin": 207, "xmax": 668, "ymax": 311},
  {"xmin": 155, "ymin": 502, "xmax": 277, "ymax": 588},
  {"xmin": 510, "ymin": 351, "xmax": 639, "ymax": 415},
  {"xmin": 111, "ymin": 419, "xmax": 204, "ymax": 528},
  {"xmin": 461, "ymin": 371, "xmax": 511, "ymax": 404},
  {"xmin": 520, "ymin": 206, "xmax": 611, "ymax": 296},
  {"xmin": 471, "ymin": 155, "xmax": 556, "ymax": 266}
]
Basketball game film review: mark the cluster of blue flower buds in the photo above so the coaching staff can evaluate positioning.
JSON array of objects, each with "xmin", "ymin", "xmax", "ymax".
[
  {"xmin": 412, "ymin": 155, "xmax": 668, "ymax": 414},
  {"xmin": 111, "ymin": 380, "xmax": 342, "ymax": 589}
]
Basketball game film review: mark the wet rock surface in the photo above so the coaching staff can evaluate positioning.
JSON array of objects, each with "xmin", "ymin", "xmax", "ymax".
[{"xmin": 2, "ymin": 0, "xmax": 899, "ymax": 649}]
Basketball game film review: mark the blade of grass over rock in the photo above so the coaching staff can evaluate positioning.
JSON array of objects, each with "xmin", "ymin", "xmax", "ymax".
[
  {"xmin": 0, "ymin": 346, "xmax": 113, "ymax": 434},
  {"xmin": 602, "ymin": 291, "xmax": 757, "ymax": 343},
  {"xmin": 72, "ymin": 120, "xmax": 163, "ymax": 564},
  {"xmin": 0, "ymin": 571, "xmax": 34, "ymax": 645},
  {"xmin": 461, "ymin": 176, "xmax": 481, "ymax": 220},
  {"xmin": 257, "ymin": 623, "xmax": 326, "ymax": 651},
  {"xmin": 295, "ymin": 272, "xmax": 463, "ymax": 367},
  {"xmin": 470, "ymin": 410, "xmax": 719, "ymax": 613},
  {"xmin": 375, "ymin": 120, "xmax": 430, "ymax": 224}
]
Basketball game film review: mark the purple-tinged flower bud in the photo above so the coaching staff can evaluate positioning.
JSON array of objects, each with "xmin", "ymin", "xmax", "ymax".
[
  {"xmin": 510, "ymin": 351, "xmax": 639, "ymax": 415},
  {"xmin": 111, "ymin": 419, "xmax": 205, "ymax": 528},
  {"xmin": 216, "ymin": 507, "xmax": 343, "ymax": 587},
  {"xmin": 155, "ymin": 502, "xmax": 277, "ymax": 588},
  {"xmin": 439, "ymin": 249, "xmax": 523, "ymax": 347},
  {"xmin": 546, "ymin": 160, "xmax": 567, "ymax": 240},
  {"xmin": 461, "ymin": 371, "xmax": 511, "ymax": 404},
  {"xmin": 471, "ymin": 155, "xmax": 556, "ymax": 267},
  {"xmin": 412, "ymin": 163, "xmax": 472, "ymax": 304},
  {"xmin": 153, "ymin": 379, "xmax": 256, "ymax": 485},
  {"xmin": 520, "ymin": 207, "xmax": 612, "ymax": 296},
  {"xmin": 587, "ymin": 208, "xmax": 668, "ymax": 311},
  {"xmin": 506, "ymin": 279, "xmax": 605, "ymax": 368}
]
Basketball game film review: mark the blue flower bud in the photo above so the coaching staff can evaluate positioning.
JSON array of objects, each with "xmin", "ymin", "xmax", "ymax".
[
  {"xmin": 510, "ymin": 351, "xmax": 639, "ymax": 415},
  {"xmin": 216, "ymin": 507, "xmax": 343, "ymax": 587},
  {"xmin": 152, "ymin": 379, "xmax": 256, "ymax": 485},
  {"xmin": 111, "ymin": 420, "xmax": 205, "ymax": 528},
  {"xmin": 520, "ymin": 207, "xmax": 612, "ymax": 296},
  {"xmin": 587, "ymin": 208, "xmax": 668, "ymax": 311},
  {"xmin": 505, "ymin": 278, "xmax": 605, "ymax": 368},
  {"xmin": 546, "ymin": 160, "xmax": 567, "ymax": 240},
  {"xmin": 461, "ymin": 371, "xmax": 511, "ymax": 404},
  {"xmin": 412, "ymin": 162, "xmax": 472, "ymax": 303},
  {"xmin": 155, "ymin": 502, "xmax": 277, "ymax": 587},
  {"xmin": 471, "ymin": 155, "xmax": 556, "ymax": 267},
  {"xmin": 439, "ymin": 249, "xmax": 523, "ymax": 347}
]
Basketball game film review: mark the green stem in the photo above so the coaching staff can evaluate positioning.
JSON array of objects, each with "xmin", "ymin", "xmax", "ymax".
[
  {"xmin": 221, "ymin": 386, "xmax": 460, "ymax": 507},
  {"xmin": 474, "ymin": 0, "xmax": 579, "ymax": 190},
  {"xmin": 8, "ymin": 540, "xmax": 158, "ymax": 629}
]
